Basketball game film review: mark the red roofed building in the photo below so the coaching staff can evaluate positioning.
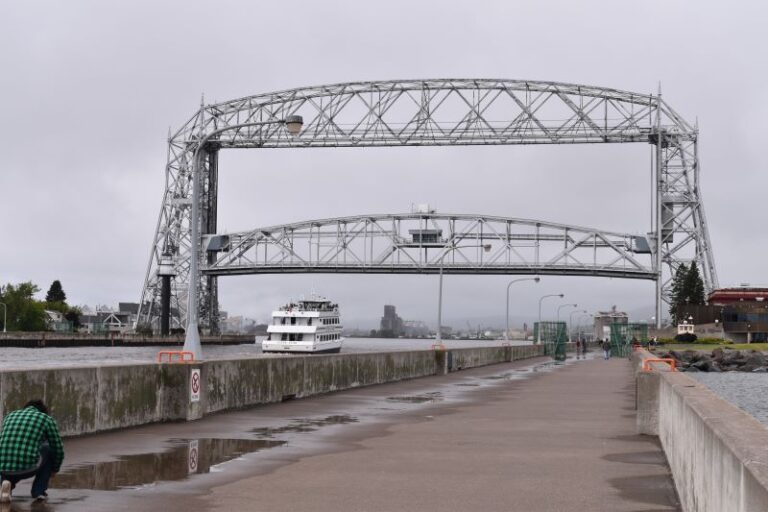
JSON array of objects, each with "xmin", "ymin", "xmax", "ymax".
[{"xmin": 709, "ymin": 288, "xmax": 768, "ymax": 305}]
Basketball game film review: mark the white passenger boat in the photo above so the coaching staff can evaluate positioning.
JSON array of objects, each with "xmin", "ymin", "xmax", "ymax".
[{"xmin": 261, "ymin": 296, "xmax": 344, "ymax": 354}]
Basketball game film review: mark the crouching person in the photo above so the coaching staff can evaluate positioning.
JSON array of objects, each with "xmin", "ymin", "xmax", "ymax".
[{"xmin": 0, "ymin": 400, "xmax": 64, "ymax": 503}]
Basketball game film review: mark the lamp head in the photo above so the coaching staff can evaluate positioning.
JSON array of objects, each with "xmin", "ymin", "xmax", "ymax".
[
  {"xmin": 482, "ymin": 244, "xmax": 492, "ymax": 252},
  {"xmin": 284, "ymin": 115, "xmax": 303, "ymax": 136},
  {"xmin": 558, "ymin": 294, "xmax": 564, "ymax": 298},
  {"xmin": 534, "ymin": 277, "xmax": 541, "ymax": 283}
]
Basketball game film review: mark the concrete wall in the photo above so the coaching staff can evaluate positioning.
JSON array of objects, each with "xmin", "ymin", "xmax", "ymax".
[
  {"xmin": 634, "ymin": 351, "xmax": 768, "ymax": 511},
  {"xmin": 0, "ymin": 344, "xmax": 556, "ymax": 437}
]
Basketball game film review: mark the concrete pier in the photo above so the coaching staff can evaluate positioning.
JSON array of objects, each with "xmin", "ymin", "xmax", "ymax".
[{"xmin": 6, "ymin": 354, "xmax": 679, "ymax": 511}]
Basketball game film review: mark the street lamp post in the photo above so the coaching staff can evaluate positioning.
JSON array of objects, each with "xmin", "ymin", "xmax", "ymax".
[
  {"xmin": 557, "ymin": 303, "xmax": 578, "ymax": 322},
  {"xmin": 184, "ymin": 116, "xmax": 303, "ymax": 360},
  {"xmin": 569, "ymin": 309, "xmax": 587, "ymax": 342},
  {"xmin": 0, "ymin": 302, "xmax": 6, "ymax": 333},
  {"xmin": 436, "ymin": 244, "xmax": 492, "ymax": 346},
  {"xmin": 537, "ymin": 294, "xmax": 564, "ymax": 344},
  {"xmin": 505, "ymin": 277, "xmax": 540, "ymax": 340}
]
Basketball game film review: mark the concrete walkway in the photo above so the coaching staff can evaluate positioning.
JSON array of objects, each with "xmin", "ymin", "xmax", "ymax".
[
  {"xmin": 198, "ymin": 356, "xmax": 679, "ymax": 511},
  {"xmin": 5, "ymin": 355, "xmax": 678, "ymax": 512}
]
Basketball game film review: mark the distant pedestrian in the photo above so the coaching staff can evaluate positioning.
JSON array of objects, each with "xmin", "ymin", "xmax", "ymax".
[
  {"xmin": 0, "ymin": 400, "xmax": 64, "ymax": 503},
  {"xmin": 601, "ymin": 340, "xmax": 612, "ymax": 360}
]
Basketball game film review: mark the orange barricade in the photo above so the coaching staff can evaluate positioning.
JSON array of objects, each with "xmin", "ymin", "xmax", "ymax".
[
  {"xmin": 157, "ymin": 350, "xmax": 195, "ymax": 363},
  {"xmin": 431, "ymin": 343, "xmax": 446, "ymax": 351},
  {"xmin": 642, "ymin": 358, "xmax": 676, "ymax": 372}
]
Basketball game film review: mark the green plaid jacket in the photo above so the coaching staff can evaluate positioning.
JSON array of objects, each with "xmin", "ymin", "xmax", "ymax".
[{"xmin": 0, "ymin": 406, "xmax": 64, "ymax": 472}]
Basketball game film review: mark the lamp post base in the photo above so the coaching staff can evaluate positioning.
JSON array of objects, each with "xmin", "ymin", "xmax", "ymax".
[{"xmin": 183, "ymin": 323, "xmax": 203, "ymax": 361}]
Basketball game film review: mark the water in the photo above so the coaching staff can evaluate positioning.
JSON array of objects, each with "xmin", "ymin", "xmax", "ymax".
[
  {"xmin": 52, "ymin": 438, "xmax": 284, "ymax": 491},
  {"xmin": 688, "ymin": 372, "xmax": 768, "ymax": 426},
  {"xmin": 0, "ymin": 337, "xmax": 528, "ymax": 370}
]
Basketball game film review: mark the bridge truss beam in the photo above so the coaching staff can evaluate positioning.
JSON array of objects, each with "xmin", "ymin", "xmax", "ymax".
[
  {"xmin": 202, "ymin": 214, "xmax": 655, "ymax": 282},
  {"xmin": 137, "ymin": 79, "xmax": 718, "ymax": 333}
]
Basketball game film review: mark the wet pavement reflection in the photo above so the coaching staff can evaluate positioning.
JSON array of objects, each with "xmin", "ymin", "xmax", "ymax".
[
  {"xmin": 386, "ymin": 392, "xmax": 443, "ymax": 404},
  {"xmin": 252, "ymin": 414, "xmax": 358, "ymax": 438},
  {"xmin": 51, "ymin": 438, "xmax": 284, "ymax": 491}
]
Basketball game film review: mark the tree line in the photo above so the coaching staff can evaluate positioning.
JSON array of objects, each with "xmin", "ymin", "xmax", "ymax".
[{"xmin": 0, "ymin": 280, "xmax": 81, "ymax": 332}]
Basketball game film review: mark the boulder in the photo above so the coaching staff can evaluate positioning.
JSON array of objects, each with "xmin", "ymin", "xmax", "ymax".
[{"xmin": 691, "ymin": 359, "xmax": 711, "ymax": 372}]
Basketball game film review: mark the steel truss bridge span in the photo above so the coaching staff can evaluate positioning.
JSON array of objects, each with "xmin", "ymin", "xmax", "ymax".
[
  {"xmin": 202, "ymin": 213, "xmax": 656, "ymax": 281},
  {"xmin": 138, "ymin": 78, "xmax": 718, "ymax": 332}
]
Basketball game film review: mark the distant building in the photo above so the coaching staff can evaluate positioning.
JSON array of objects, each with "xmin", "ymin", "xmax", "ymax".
[
  {"xmin": 403, "ymin": 320, "xmax": 429, "ymax": 338},
  {"xmin": 594, "ymin": 306, "xmax": 628, "ymax": 340},
  {"xmin": 677, "ymin": 287, "xmax": 768, "ymax": 343},
  {"xmin": 380, "ymin": 305, "xmax": 404, "ymax": 337},
  {"xmin": 79, "ymin": 302, "xmax": 141, "ymax": 334}
]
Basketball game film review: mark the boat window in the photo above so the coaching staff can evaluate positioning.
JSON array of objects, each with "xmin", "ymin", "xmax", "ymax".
[
  {"xmin": 298, "ymin": 334, "xmax": 303, "ymax": 341},
  {"xmin": 291, "ymin": 317, "xmax": 296, "ymax": 325},
  {"xmin": 281, "ymin": 317, "xmax": 286, "ymax": 325},
  {"xmin": 308, "ymin": 318, "xmax": 312, "ymax": 325},
  {"xmin": 281, "ymin": 333, "xmax": 287, "ymax": 341}
]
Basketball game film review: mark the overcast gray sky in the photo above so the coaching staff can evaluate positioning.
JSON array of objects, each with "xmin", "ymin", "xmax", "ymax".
[{"xmin": 1, "ymin": 0, "xmax": 765, "ymax": 328}]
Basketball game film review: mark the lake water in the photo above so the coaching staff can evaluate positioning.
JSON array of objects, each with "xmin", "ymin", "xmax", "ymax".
[
  {"xmin": 689, "ymin": 372, "xmax": 768, "ymax": 426},
  {"xmin": 0, "ymin": 337, "xmax": 529, "ymax": 371}
]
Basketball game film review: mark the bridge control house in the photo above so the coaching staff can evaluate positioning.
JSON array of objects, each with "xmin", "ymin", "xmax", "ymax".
[{"xmin": 679, "ymin": 287, "xmax": 768, "ymax": 343}]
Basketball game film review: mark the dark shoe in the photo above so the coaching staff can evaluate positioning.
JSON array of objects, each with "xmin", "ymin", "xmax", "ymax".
[{"xmin": 32, "ymin": 491, "xmax": 48, "ymax": 502}]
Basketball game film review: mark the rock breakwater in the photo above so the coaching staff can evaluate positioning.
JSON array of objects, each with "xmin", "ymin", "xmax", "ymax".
[{"xmin": 655, "ymin": 348, "xmax": 768, "ymax": 373}]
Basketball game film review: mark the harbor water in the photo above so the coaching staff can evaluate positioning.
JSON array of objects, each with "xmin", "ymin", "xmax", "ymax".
[{"xmin": 0, "ymin": 337, "xmax": 530, "ymax": 371}]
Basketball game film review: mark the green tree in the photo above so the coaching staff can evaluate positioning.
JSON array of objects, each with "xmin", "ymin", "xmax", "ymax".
[
  {"xmin": 684, "ymin": 262, "xmax": 706, "ymax": 306},
  {"xmin": 669, "ymin": 263, "xmax": 688, "ymax": 324},
  {"xmin": 64, "ymin": 306, "xmax": 82, "ymax": 328},
  {"xmin": 45, "ymin": 280, "xmax": 67, "ymax": 304},
  {"xmin": 1, "ymin": 282, "xmax": 48, "ymax": 331}
]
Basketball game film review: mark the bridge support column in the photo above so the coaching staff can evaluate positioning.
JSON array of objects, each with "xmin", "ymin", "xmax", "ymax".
[{"xmin": 201, "ymin": 148, "xmax": 220, "ymax": 335}]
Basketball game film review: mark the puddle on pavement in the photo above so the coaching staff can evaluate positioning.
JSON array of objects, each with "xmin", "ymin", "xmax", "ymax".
[
  {"xmin": 386, "ymin": 392, "xmax": 443, "ymax": 404},
  {"xmin": 455, "ymin": 383, "xmax": 480, "ymax": 387},
  {"xmin": 52, "ymin": 438, "xmax": 284, "ymax": 491},
  {"xmin": 252, "ymin": 414, "xmax": 359, "ymax": 438}
]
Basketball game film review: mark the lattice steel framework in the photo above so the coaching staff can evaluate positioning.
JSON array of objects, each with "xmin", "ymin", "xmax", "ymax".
[
  {"xmin": 203, "ymin": 214, "xmax": 655, "ymax": 279},
  {"xmin": 137, "ymin": 79, "xmax": 718, "ymax": 332}
]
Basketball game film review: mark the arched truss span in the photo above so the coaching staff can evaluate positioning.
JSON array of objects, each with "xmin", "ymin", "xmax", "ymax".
[
  {"xmin": 137, "ymin": 79, "xmax": 718, "ymax": 332},
  {"xmin": 202, "ymin": 213, "xmax": 656, "ymax": 281}
]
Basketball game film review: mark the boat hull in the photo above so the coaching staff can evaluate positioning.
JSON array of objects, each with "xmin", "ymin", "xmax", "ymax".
[
  {"xmin": 262, "ymin": 346, "xmax": 342, "ymax": 354},
  {"xmin": 261, "ymin": 339, "xmax": 343, "ymax": 354}
]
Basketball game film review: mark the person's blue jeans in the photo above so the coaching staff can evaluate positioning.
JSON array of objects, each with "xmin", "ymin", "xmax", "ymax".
[
  {"xmin": 0, "ymin": 443, "xmax": 53, "ymax": 498},
  {"xmin": 603, "ymin": 348, "xmax": 611, "ymax": 360}
]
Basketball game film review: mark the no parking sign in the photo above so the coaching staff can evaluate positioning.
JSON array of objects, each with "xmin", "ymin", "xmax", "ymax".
[
  {"xmin": 190, "ymin": 368, "xmax": 201, "ymax": 403},
  {"xmin": 188, "ymin": 439, "xmax": 199, "ymax": 474}
]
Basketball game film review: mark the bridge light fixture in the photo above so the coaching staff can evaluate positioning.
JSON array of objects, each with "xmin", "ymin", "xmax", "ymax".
[{"xmin": 285, "ymin": 115, "xmax": 303, "ymax": 136}]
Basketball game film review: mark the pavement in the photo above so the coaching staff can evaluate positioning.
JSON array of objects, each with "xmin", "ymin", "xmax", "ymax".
[{"xmin": 0, "ymin": 353, "xmax": 680, "ymax": 511}]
